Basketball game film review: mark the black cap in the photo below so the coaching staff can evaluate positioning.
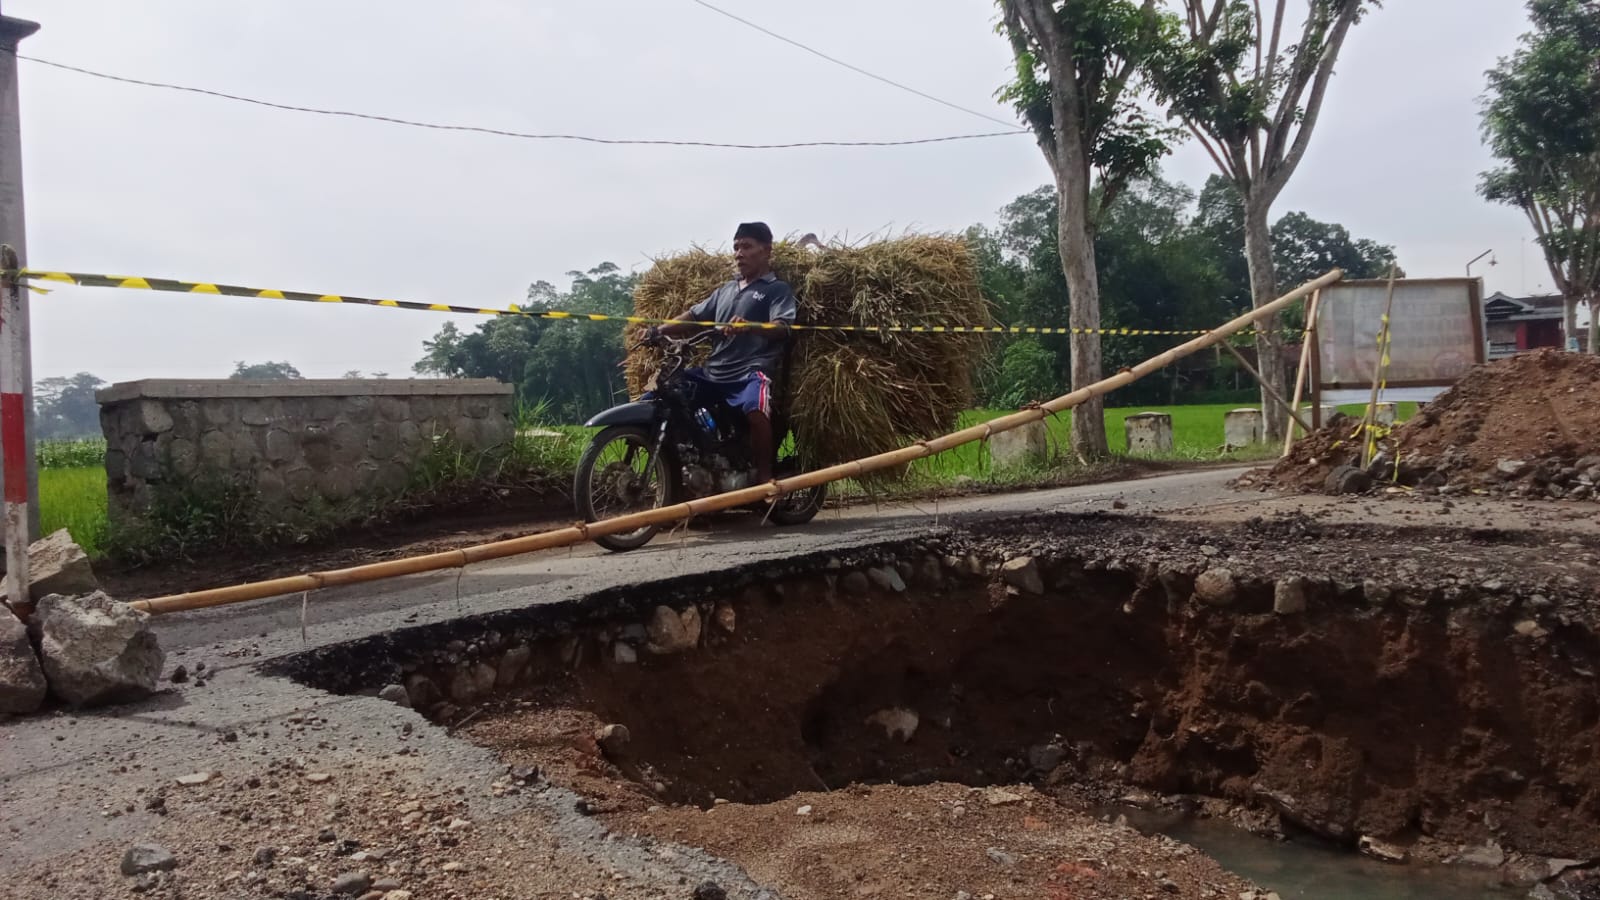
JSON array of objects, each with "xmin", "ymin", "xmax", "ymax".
[{"xmin": 734, "ymin": 221, "xmax": 773, "ymax": 246}]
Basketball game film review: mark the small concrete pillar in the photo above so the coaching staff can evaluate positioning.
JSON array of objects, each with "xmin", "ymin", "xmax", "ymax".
[
  {"xmin": 1373, "ymin": 402, "xmax": 1397, "ymax": 427},
  {"xmin": 1223, "ymin": 408, "xmax": 1263, "ymax": 449},
  {"xmin": 1301, "ymin": 404, "xmax": 1339, "ymax": 427},
  {"xmin": 988, "ymin": 419, "xmax": 1049, "ymax": 469},
  {"xmin": 1124, "ymin": 412, "xmax": 1174, "ymax": 455}
]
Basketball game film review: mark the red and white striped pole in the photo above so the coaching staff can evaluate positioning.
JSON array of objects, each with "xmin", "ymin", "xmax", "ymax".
[{"xmin": 0, "ymin": 245, "xmax": 26, "ymax": 616}]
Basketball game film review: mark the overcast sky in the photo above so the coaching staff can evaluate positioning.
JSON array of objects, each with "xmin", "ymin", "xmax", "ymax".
[{"xmin": 7, "ymin": 0, "xmax": 1543, "ymax": 384}]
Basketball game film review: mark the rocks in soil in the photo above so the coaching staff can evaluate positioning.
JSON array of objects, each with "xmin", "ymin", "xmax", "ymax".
[
  {"xmin": 0, "ymin": 611, "xmax": 47, "ymax": 714},
  {"xmin": 865, "ymin": 707, "xmax": 919, "ymax": 742},
  {"xmin": 614, "ymin": 642, "xmax": 638, "ymax": 664},
  {"xmin": 867, "ymin": 566, "xmax": 907, "ymax": 593},
  {"xmin": 713, "ymin": 603, "xmax": 737, "ymax": 634},
  {"xmin": 377, "ymin": 683, "xmax": 410, "ymax": 706},
  {"xmin": 331, "ymin": 871, "xmax": 371, "ymax": 895},
  {"xmin": 595, "ymin": 723, "xmax": 631, "ymax": 755},
  {"xmin": 496, "ymin": 644, "xmax": 532, "ymax": 687},
  {"xmin": 692, "ymin": 882, "xmax": 729, "ymax": 900},
  {"xmin": 1193, "ymin": 569, "xmax": 1239, "ymax": 607},
  {"xmin": 121, "ymin": 843, "xmax": 178, "ymax": 875},
  {"xmin": 984, "ymin": 847, "xmax": 1018, "ymax": 868},
  {"xmin": 36, "ymin": 591, "xmax": 164, "ymax": 707},
  {"xmin": 1456, "ymin": 840, "xmax": 1507, "ymax": 868},
  {"xmin": 1358, "ymin": 835, "xmax": 1408, "ymax": 863},
  {"xmin": 1001, "ymin": 556, "xmax": 1044, "ymax": 595},
  {"xmin": 647, "ymin": 605, "xmax": 699, "ymax": 654},
  {"xmin": 1273, "ymin": 576, "xmax": 1309, "ymax": 615},
  {"xmin": 1026, "ymin": 742, "xmax": 1067, "ymax": 773},
  {"xmin": 404, "ymin": 674, "xmax": 440, "ymax": 708},
  {"xmin": 840, "ymin": 571, "xmax": 871, "ymax": 596},
  {"xmin": 26, "ymin": 528, "xmax": 99, "ymax": 603},
  {"xmin": 1254, "ymin": 785, "xmax": 1353, "ymax": 843},
  {"xmin": 1324, "ymin": 465, "xmax": 1372, "ymax": 495}
]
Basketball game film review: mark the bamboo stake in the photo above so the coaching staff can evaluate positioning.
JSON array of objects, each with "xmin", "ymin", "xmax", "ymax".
[
  {"xmin": 1360, "ymin": 264, "xmax": 1400, "ymax": 468},
  {"xmin": 131, "ymin": 269, "xmax": 1346, "ymax": 616},
  {"xmin": 1283, "ymin": 289, "xmax": 1323, "ymax": 457},
  {"xmin": 1219, "ymin": 341, "xmax": 1313, "ymax": 436}
]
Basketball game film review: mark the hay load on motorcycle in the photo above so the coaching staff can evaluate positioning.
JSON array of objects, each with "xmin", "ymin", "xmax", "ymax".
[{"xmin": 574, "ymin": 224, "xmax": 992, "ymax": 552}]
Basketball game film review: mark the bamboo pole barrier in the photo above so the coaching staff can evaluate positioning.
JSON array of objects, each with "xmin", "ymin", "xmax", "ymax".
[
  {"xmin": 1282, "ymin": 289, "xmax": 1324, "ymax": 457},
  {"xmin": 1359, "ymin": 264, "xmax": 1400, "ymax": 469},
  {"xmin": 1218, "ymin": 341, "xmax": 1313, "ymax": 436},
  {"xmin": 130, "ymin": 269, "xmax": 1345, "ymax": 616}
]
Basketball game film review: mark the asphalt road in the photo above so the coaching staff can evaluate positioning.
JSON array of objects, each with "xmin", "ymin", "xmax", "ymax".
[{"xmin": 152, "ymin": 466, "xmax": 1254, "ymax": 659}]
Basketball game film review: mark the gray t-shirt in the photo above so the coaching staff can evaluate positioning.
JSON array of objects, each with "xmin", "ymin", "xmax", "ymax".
[{"xmin": 688, "ymin": 272, "xmax": 798, "ymax": 383}]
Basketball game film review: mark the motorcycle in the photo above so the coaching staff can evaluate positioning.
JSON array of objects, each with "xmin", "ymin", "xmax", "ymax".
[{"xmin": 574, "ymin": 330, "xmax": 827, "ymax": 552}]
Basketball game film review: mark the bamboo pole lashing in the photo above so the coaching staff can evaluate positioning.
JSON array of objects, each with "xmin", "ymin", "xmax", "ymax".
[{"xmin": 130, "ymin": 269, "xmax": 1346, "ymax": 616}]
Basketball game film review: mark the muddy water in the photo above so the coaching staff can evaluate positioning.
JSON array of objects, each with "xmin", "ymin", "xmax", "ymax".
[{"xmin": 1112, "ymin": 808, "xmax": 1523, "ymax": 900}]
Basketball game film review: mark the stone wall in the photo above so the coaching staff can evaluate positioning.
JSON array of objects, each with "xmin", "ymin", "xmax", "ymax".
[{"xmin": 97, "ymin": 379, "xmax": 514, "ymax": 529}]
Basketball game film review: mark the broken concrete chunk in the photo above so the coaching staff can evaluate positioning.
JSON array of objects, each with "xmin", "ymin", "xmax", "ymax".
[
  {"xmin": 0, "ymin": 611, "xmax": 47, "ymax": 714},
  {"xmin": 27, "ymin": 529, "xmax": 99, "ymax": 602},
  {"xmin": 1001, "ymin": 557, "xmax": 1044, "ymax": 595},
  {"xmin": 37, "ymin": 591, "xmax": 164, "ymax": 707}
]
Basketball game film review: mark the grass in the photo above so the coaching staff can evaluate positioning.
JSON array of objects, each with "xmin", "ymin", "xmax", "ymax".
[
  {"xmin": 40, "ymin": 466, "xmax": 107, "ymax": 557},
  {"xmin": 33, "ymin": 403, "xmax": 1414, "ymax": 559}
]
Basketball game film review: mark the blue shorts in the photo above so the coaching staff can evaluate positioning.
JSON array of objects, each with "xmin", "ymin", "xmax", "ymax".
[{"xmin": 688, "ymin": 370, "xmax": 772, "ymax": 417}]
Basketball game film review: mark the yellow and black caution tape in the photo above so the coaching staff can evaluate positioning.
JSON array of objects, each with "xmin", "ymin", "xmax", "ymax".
[{"xmin": 6, "ymin": 268, "xmax": 1289, "ymax": 338}]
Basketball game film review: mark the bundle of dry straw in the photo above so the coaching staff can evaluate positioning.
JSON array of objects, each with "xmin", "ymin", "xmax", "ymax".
[{"xmin": 626, "ymin": 235, "xmax": 993, "ymax": 475}]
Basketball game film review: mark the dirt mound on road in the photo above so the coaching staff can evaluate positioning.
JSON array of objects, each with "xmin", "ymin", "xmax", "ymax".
[{"xmin": 1247, "ymin": 350, "xmax": 1600, "ymax": 498}]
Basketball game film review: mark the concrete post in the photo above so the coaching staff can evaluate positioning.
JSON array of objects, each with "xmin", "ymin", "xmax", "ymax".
[
  {"xmin": 1223, "ymin": 408, "xmax": 1263, "ymax": 449},
  {"xmin": 1123, "ymin": 412, "xmax": 1174, "ymax": 455},
  {"xmin": 0, "ymin": 7, "xmax": 40, "ymax": 546},
  {"xmin": 988, "ymin": 419, "xmax": 1048, "ymax": 469}
]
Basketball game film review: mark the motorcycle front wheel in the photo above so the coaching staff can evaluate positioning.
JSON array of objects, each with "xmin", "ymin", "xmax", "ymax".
[{"xmin": 574, "ymin": 425, "xmax": 679, "ymax": 552}]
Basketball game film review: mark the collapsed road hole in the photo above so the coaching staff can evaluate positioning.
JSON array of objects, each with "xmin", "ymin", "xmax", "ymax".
[{"xmin": 277, "ymin": 512, "xmax": 1600, "ymax": 883}]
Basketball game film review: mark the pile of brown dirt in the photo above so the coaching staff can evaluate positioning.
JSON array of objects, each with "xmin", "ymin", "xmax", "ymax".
[{"xmin": 1247, "ymin": 350, "xmax": 1600, "ymax": 498}]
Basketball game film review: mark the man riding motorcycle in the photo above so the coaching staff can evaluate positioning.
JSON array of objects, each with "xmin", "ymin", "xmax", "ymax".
[{"xmin": 646, "ymin": 221, "xmax": 795, "ymax": 485}]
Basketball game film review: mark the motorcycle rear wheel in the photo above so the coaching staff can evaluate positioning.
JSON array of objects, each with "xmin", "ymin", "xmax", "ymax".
[
  {"xmin": 574, "ymin": 425, "xmax": 678, "ymax": 552},
  {"xmin": 767, "ymin": 456, "xmax": 827, "ymax": 526}
]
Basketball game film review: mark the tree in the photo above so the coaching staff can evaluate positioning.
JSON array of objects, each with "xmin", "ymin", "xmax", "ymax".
[
  {"xmin": 231, "ymin": 361, "xmax": 303, "ymax": 380},
  {"xmin": 1271, "ymin": 211, "xmax": 1397, "ymax": 288},
  {"xmin": 1145, "ymin": 0, "xmax": 1380, "ymax": 439},
  {"xmin": 1480, "ymin": 0, "xmax": 1600, "ymax": 354},
  {"xmin": 414, "ymin": 263, "xmax": 638, "ymax": 423},
  {"xmin": 998, "ymin": 0, "xmax": 1176, "ymax": 460},
  {"xmin": 34, "ymin": 372, "xmax": 105, "ymax": 439},
  {"xmin": 967, "ymin": 171, "xmax": 1398, "ymax": 407}
]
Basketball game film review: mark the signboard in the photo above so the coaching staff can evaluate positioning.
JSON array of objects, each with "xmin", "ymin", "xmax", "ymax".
[{"xmin": 1315, "ymin": 278, "xmax": 1484, "ymax": 390}]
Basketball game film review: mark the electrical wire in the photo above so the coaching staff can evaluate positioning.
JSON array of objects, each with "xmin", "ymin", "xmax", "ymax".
[
  {"xmin": 687, "ymin": 0, "xmax": 1019, "ymax": 129},
  {"xmin": 7, "ymin": 49, "xmax": 1028, "ymax": 150}
]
